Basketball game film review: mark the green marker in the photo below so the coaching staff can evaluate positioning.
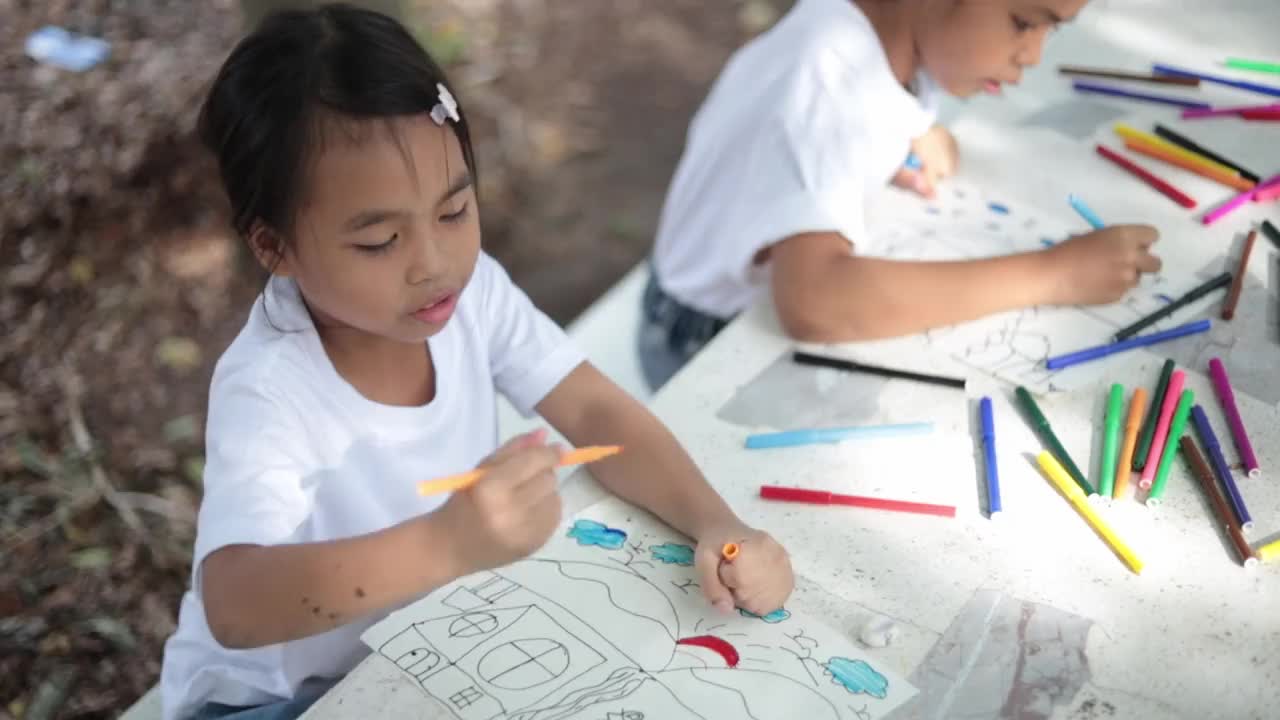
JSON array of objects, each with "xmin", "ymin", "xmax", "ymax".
[
  {"xmin": 1133, "ymin": 359, "xmax": 1175, "ymax": 472},
  {"xmin": 1015, "ymin": 386, "xmax": 1095, "ymax": 496},
  {"xmin": 1147, "ymin": 389, "xmax": 1195, "ymax": 504},
  {"xmin": 1224, "ymin": 57, "xmax": 1280, "ymax": 75},
  {"xmin": 1098, "ymin": 383, "xmax": 1125, "ymax": 499}
]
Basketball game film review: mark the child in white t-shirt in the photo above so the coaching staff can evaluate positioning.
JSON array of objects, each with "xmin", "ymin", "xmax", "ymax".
[
  {"xmin": 640, "ymin": 0, "xmax": 1162, "ymax": 389},
  {"xmin": 160, "ymin": 6, "xmax": 794, "ymax": 719}
]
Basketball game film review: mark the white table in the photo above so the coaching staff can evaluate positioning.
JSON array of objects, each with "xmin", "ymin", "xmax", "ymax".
[{"xmin": 304, "ymin": 3, "xmax": 1280, "ymax": 718}]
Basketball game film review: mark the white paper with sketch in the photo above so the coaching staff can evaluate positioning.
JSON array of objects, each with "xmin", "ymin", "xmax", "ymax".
[
  {"xmin": 863, "ymin": 183, "xmax": 1195, "ymax": 394},
  {"xmin": 362, "ymin": 496, "xmax": 916, "ymax": 720}
]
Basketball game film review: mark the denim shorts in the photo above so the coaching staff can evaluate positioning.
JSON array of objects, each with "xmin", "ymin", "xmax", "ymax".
[
  {"xmin": 637, "ymin": 270, "xmax": 731, "ymax": 391},
  {"xmin": 191, "ymin": 677, "xmax": 339, "ymax": 720}
]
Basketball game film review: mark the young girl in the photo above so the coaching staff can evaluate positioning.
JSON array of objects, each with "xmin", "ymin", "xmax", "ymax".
[
  {"xmin": 640, "ymin": 0, "xmax": 1164, "ymax": 389},
  {"xmin": 160, "ymin": 6, "xmax": 793, "ymax": 718}
]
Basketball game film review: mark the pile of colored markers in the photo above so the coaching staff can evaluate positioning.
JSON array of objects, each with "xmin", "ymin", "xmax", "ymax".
[{"xmin": 1012, "ymin": 356, "xmax": 1271, "ymax": 574}]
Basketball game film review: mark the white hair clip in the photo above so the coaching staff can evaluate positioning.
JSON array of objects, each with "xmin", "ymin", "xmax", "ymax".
[{"xmin": 430, "ymin": 82, "xmax": 459, "ymax": 125}]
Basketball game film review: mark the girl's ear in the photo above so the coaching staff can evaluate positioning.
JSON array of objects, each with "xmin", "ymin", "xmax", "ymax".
[{"xmin": 247, "ymin": 221, "xmax": 293, "ymax": 276}]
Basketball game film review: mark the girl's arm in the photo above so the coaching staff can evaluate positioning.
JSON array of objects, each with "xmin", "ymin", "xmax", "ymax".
[
  {"xmin": 769, "ymin": 226, "xmax": 1160, "ymax": 342},
  {"xmin": 201, "ymin": 440, "xmax": 562, "ymax": 649},
  {"xmin": 537, "ymin": 364, "xmax": 793, "ymax": 614}
]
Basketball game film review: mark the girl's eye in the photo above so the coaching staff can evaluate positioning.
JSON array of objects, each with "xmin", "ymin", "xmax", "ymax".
[
  {"xmin": 355, "ymin": 233, "xmax": 397, "ymax": 255},
  {"xmin": 441, "ymin": 202, "xmax": 469, "ymax": 224},
  {"xmin": 1011, "ymin": 15, "xmax": 1033, "ymax": 32}
]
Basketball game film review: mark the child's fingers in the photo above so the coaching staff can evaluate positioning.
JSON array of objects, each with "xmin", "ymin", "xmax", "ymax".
[
  {"xmin": 477, "ymin": 446, "xmax": 560, "ymax": 495},
  {"xmin": 695, "ymin": 547, "xmax": 735, "ymax": 615}
]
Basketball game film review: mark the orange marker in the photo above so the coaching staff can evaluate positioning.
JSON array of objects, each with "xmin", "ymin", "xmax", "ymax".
[
  {"xmin": 416, "ymin": 445, "xmax": 623, "ymax": 496},
  {"xmin": 1123, "ymin": 138, "xmax": 1256, "ymax": 192},
  {"xmin": 721, "ymin": 542, "xmax": 740, "ymax": 561},
  {"xmin": 1113, "ymin": 388, "xmax": 1148, "ymax": 500}
]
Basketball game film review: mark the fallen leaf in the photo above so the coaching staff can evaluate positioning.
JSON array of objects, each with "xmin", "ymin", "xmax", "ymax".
[
  {"xmin": 69, "ymin": 547, "xmax": 113, "ymax": 570},
  {"xmin": 68, "ymin": 257, "xmax": 95, "ymax": 286},
  {"xmin": 154, "ymin": 337, "xmax": 202, "ymax": 372},
  {"xmin": 82, "ymin": 617, "xmax": 137, "ymax": 651},
  {"xmin": 162, "ymin": 414, "xmax": 201, "ymax": 443}
]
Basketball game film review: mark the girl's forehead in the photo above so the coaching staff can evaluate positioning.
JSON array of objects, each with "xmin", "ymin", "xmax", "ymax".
[{"xmin": 303, "ymin": 115, "xmax": 464, "ymax": 208}]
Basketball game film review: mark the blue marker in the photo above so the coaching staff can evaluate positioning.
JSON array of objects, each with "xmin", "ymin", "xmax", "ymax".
[
  {"xmin": 1045, "ymin": 319, "xmax": 1211, "ymax": 370},
  {"xmin": 745, "ymin": 422, "xmax": 933, "ymax": 450},
  {"xmin": 904, "ymin": 152, "xmax": 923, "ymax": 171},
  {"xmin": 1068, "ymin": 194, "xmax": 1106, "ymax": 230},
  {"xmin": 1152, "ymin": 63, "xmax": 1280, "ymax": 99},
  {"xmin": 1190, "ymin": 406, "xmax": 1253, "ymax": 531},
  {"xmin": 979, "ymin": 398, "xmax": 1002, "ymax": 518}
]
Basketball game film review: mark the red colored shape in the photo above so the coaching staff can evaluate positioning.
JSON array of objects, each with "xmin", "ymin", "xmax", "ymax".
[{"xmin": 676, "ymin": 635, "xmax": 740, "ymax": 668}]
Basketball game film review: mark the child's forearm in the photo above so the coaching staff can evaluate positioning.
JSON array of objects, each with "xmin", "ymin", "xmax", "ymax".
[
  {"xmin": 539, "ymin": 365, "xmax": 742, "ymax": 540},
  {"xmin": 771, "ymin": 232, "xmax": 1057, "ymax": 342},
  {"xmin": 200, "ymin": 513, "xmax": 463, "ymax": 649}
]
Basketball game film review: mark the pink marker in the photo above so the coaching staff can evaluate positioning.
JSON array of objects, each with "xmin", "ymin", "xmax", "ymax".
[
  {"xmin": 1208, "ymin": 358, "xmax": 1261, "ymax": 478},
  {"xmin": 1181, "ymin": 102, "xmax": 1280, "ymax": 119},
  {"xmin": 1203, "ymin": 188, "xmax": 1261, "ymax": 226},
  {"xmin": 1254, "ymin": 182, "xmax": 1280, "ymax": 203},
  {"xmin": 1139, "ymin": 370, "xmax": 1186, "ymax": 490}
]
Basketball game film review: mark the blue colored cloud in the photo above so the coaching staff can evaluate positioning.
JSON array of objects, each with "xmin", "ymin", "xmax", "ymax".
[
  {"xmin": 737, "ymin": 607, "xmax": 791, "ymax": 624},
  {"xmin": 825, "ymin": 657, "xmax": 888, "ymax": 699},
  {"xmin": 566, "ymin": 519, "xmax": 627, "ymax": 550},
  {"xmin": 649, "ymin": 543, "xmax": 695, "ymax": 566}
]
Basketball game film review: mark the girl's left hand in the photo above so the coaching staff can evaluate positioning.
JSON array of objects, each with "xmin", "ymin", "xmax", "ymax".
[
  {"xmin": 892, "ymin": 124, "xmax": 959, "ymax": 199},
  {"xmin": 694, "ymin": 524, "xmax": 794, "ymax": 616}
]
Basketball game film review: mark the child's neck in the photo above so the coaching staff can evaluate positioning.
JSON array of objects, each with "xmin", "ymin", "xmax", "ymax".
[
  {"xmin": 319, "ymin": 325, "xmax": 437, "ymax": 408},
  {"xmin": 853, "ymin": 0, "xmax": 922, "ymax": 87}
]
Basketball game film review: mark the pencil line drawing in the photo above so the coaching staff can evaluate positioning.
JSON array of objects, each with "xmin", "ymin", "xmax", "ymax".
[{"xmin": 363, "ymin": 497, "xmax": 917, "ymax": 719}]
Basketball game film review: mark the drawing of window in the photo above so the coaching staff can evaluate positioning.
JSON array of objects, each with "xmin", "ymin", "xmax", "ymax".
[
  {"xmin": 471, "ymin": 575, "xmax": 519, "ymax": 603},
  {"xmin": 449, "ymin": 686, "xmax": 484, "ymax": 709},
  {"xmin": 449, "ymin": 613, "xmax": 500, "ymax": 638},
  {"xmin": 397, "ymin": 648, "xmax": 442, "ymax": 678},
  {"xmin": 477, "ymin": 639, "xmax": 571, "ymax": 690}
]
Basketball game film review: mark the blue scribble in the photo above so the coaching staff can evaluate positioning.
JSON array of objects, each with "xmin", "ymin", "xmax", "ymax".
[
  {"xmin": 1156, "ymin": 293, "xmax": 1175, "ymax": 304},
  {"xmin": 826, "ymin": 657, "xmax": 889, "ymax": 699},
  {"xmin": 566, "ymin": 519, "xmax": 626, "ymax": 550},
  {"xmin": 649, "ymin": 543, "xmax": 695, "ymax": 566},
  {"xmin": 925, "ymin": 206, "xmax": 941, "ymax": 215},
  {"xmin": 1040, "ymin": 237, "xmax": 1057, "ymax": 248},
  {"xmin": 988, "ymin": 202, "xmax": 1010, "ymax": 215},
  {"xmin": 738, "ymin": 607, "xmax": 791, "ymax": 624}
]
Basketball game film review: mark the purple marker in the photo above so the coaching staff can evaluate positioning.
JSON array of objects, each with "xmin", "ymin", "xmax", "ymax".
[
  {"xmin": 1207, "ymin": 358, "xmax": 1260, "ymax": 478},
  {"xmin": 1072, "ymin": 80, "xmax": 1211, "ymax": 110},
  {"xmin": 1190, "ymin": 405, "xmax": 1253, "ymax": 531}
]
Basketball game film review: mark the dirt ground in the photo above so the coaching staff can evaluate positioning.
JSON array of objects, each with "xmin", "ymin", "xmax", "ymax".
[{"xmin": 0, "ymin": 0, "xmax": 782, "ymax": 716}]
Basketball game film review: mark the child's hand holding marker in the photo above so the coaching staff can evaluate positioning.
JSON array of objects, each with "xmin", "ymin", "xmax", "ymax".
[
  {"xmin": 436, "ymin": 429, "xmax": 564, "ymax": 575},
  {"xmin": 1044, "ymin": 225, "xmax": 1162, "ymax": 305},
  {"xmin": 894, "ymin": 125, "xmax": 959, "ymax": 199},
  {"xmin": 695, "ymin": 525, "xmax": 794, "ymax": 616}
]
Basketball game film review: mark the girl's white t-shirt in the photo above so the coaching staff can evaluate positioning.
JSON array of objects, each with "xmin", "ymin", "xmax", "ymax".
[
  {"xmin": 651, "ymin": 0, "xmax": 941, "ymax": 319},
  {"xmin": 160, "ymin": 252, "xmax": 583, "ymax": 720}
]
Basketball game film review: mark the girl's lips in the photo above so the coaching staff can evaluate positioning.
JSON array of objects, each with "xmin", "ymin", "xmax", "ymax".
[{"xmin": 412, "ymin": 293, "xmax": 458, "ymax": 324}]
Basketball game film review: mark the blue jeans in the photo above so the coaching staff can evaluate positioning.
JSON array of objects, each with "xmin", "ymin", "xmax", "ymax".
[
  {"xmin": 637, "ymin": 271, "xmax": 731, "ymax": 391},
  {"xmin": 191, "ymin": 677, "xmax": 339, "ymax": 720}
]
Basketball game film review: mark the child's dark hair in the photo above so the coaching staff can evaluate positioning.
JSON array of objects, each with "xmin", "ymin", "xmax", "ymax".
[{"xmin": 198, "ymin": 3, "xmax": 476, "ymax": 258}]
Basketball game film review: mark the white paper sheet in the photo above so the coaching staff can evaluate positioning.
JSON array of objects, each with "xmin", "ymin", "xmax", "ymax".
[{"xmin": 363, "ymin": 496, "xmax": 917, "ymax": 720}]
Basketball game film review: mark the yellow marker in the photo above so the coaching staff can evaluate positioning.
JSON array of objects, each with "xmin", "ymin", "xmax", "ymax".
[
  {"xmin": 1037, "ymin": 451, "xmax": 1144, "ymax": 575},
  {"xmin": 417, "ymin": 445, "xmax": 623, "ymax": 496},
  {"xmin": 1113, "ymin": 124, "xmax": 1242, "ymax": 178},
  {"xmin": 1258, "ymin": 537, "xmax": 1280, "ymax": 563}
]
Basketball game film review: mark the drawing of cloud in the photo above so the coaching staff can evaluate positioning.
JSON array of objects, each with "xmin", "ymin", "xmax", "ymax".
[
  {"xmin": 825, "ymin": 657, "xmax": 888, "ymax": 699},
  {"xmin": 649, "ymin": 543, "xmax": 695, "ymax": 566},
  {"xmin": 737, "ymin": 607, "xmax": 791, "ymax": 624},
  {"xmin": 566, "ymin": 519, "xmax": 627, "ymax": 550}
]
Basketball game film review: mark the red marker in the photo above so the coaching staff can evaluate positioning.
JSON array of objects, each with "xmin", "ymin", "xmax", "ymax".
[
  {"xmin": 759, "ymin": 485, "xmax": 956, "ymax": 518},
  {"xmin": 1095, "ymin": 144, "xmax": 1197, "ymax": 209}
]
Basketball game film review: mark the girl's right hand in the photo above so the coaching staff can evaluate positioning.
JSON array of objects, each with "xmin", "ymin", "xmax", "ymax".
[
  {"xmin": 1044, "ymin": 224, "xmax": 1162, "ymax": 306},
  {"xmin": 437, "ymin": 430, "xmax": 564, "ymax": 575}
]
